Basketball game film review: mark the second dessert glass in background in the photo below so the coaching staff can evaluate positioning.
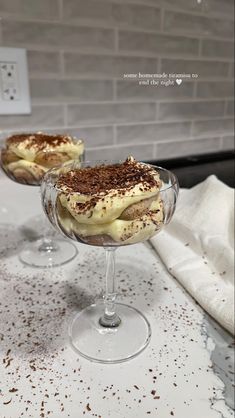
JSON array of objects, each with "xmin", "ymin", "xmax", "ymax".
[
  {"xmin": 41, "ymin": 157, "xmax": 179, "ymax": 363},
  {"xmin": 0, "ymin": 132, "xmax": 84, "ymax": 268}
]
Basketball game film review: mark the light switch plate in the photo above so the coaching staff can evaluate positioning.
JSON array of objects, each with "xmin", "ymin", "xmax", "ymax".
[{"xmin": 0, "ymin": 47, "xmax": 31, "ymax": 115}]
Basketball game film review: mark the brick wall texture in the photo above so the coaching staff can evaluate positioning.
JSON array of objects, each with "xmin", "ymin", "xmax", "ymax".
[{"xmin": 0, "ymin": 0, "xmax": 234, "ymax": 161}]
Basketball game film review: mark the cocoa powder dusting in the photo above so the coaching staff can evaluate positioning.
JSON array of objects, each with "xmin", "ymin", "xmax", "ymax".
[
  {"xmin": 6, "ymin": 133, "xmax": 76, "ymax": 150},
  {"xmin": 56, "ymin": 158, "xmax": 159, "ymax": 195}
]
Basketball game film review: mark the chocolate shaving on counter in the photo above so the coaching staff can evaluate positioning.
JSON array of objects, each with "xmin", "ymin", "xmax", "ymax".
[
  {"xmin": 6, "ymin": 133, "xmax": 78, "ymax": 150},
  {"xmin": 56, "ymin": 157, "xmax": 160, "ymax": 195},
  {"xmin": 3, "ymin": 398, "xmax": 12, "ymax": 405},
  {"xmin": 86, "ymin": 403, "xmax": 91, "ymax": 411}
]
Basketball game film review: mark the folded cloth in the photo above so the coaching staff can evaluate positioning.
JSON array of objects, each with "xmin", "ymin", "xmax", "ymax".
[{"xmin": 150, "ymin": 175, "xmax": 234, "ymax": 335}]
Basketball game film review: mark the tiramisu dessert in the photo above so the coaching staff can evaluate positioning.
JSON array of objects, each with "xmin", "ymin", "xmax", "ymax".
[
  {"xmin": 53, "ymin": 157, "xmax": 164, "ymax": 246},
  {"xmin": 1, "ymin": 132, "xmax": 84, "ymax": 185}
]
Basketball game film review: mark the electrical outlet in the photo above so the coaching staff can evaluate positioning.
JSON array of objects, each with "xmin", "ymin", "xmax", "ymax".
[
  {"xmin": 1, "ymin": 62, "xmax": 20, "ymax": 101},
  {"xmin": 0, "ymin": 47, "xmax": 31, "ymax": 115}
]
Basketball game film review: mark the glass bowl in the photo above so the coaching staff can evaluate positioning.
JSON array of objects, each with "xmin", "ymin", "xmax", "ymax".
[
  {"xmin": 0, "ymin": 133, "xmax": 84, "ymax": 186},
  {"xmin": 0, "ymin": 134, "xmax": 84, "ymax": 267},
  {"xmin": 41, "ymin": 159, "xmax": 179, "ymax": 362}
]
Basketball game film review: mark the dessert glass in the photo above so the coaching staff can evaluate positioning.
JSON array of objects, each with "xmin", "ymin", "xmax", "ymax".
[
  {"xmin": 0, "ymin": 137, "xmax": 84, "ymax": 268},
  {"xmin": 41, "ymin": 160, "xmax": 179, "ymax": 363}
]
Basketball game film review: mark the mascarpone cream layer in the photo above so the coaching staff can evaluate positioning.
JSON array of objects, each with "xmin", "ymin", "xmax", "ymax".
[
  {"xmin": 57, "ymin": 199, "xmax": 164, "ymax": 244},
  {"xmin": 8, "ymin": 138, "xmax": 84, "ymax": 162},
  {"xmin": 59, "ymin": 185, "xmax": 160, "ymax": 225}
]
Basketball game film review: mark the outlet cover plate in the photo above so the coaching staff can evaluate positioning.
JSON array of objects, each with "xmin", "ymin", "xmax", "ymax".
[{"xmin": 0, "ymin": 47, "xmax": 31, "ymax": 115}]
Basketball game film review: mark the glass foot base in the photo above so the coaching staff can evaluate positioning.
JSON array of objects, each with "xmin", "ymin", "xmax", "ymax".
[
  {"xmin": 69, "ymin": 302, "xmax": 151, "ymax": 363},
  {"xmin": 19, "ymin": 238, "xmax": 78, "ymax": 268}
]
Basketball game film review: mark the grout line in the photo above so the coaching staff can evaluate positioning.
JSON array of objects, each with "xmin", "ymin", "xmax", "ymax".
[
  {"xmin": 15, "ymin": 110, "xmax": 232, "ymax": 127},
  {"xmin": 83, "ymin": 135, "xmax": 223, "ymax": 151},
  {"xmin": 113, "ymin": 125, "xmax": 117, "ymax": 145},
  {"xmin": 158, "ymin": 57, "xmax": 162, "ymax": 73},
  {"xmin": 59, "ymin": 50, "xmax": 64, "ymax": 75},
  {"xmin": 193, "ymin": 81, "xmax": 197, "ymax": 98},
  {"xmin": 5, "ymin": 43, "xmax": 234, "ymax": 62},
  {"xmin": 63, "ymin": 104, "xmax": 68, "ymax": 126},
  {"xmin": 30, "ymin": 97, "xmax": 234, "ymax": 108},
  {"xmin": 160, "ymin": 7, "xmax": 165, "ymax": 32},
  {"xmin": 228, "ymin": 62, "xmax": 234, "ymax": 78},
  {"xmin": 198, "ymin": 38, "xmax": 203, "ymax": 57},
  {"xmin": 28, "ymin": 74, "xmax": 235, "ymax": 83},
  {"xmin": 0, "ymin": 21, "xmax": 3, "ymax": 44},
  {"xmin": 224, "ymin": 100, "xmax": 229, "ymax": 118},
  {"xmin": 18, "ymin": 115, "xmax": 233, "ymax": 127},
  {"xmin": 114, "ymin": 27, "xmax": 119, "ymax": 52},
  {"xmin": 23, "ymin": 117, "xmax": 234, "ymax": 129},
  {"xmin": 155, "ymin": 102, "xmax": 159, "ymax": 120},
  {"xmin": 153, "ymin": 142, "xmax": 158, "ymax": 159},
  {"xmin": 190, "ymin": 120, "xmax": 194, "ymax": 138},
  {"xmin": 115, "ymin": 134, "xmax": 228, "ymax": 145},
  {"xmin": 224, "ymin": 101, "xmax": 228, "ymax": 116},
  {"xmin": 219, "ymin": 135, "xmax": 224, "ymax": 150},
  {"xmin": 113, "ymin": 79, "xmax": 117, "ymax": 101},
  {"xmin": 29, "ymin": 98, "xmax": 234, "ymax": 106}
]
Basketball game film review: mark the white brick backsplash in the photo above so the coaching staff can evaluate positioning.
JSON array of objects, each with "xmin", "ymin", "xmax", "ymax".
[
  {"xmin": 221, "ymin": 135, "xmax": 235, "ymax": 150},
  {"xmin": 35, "ymin": 126, "xmax": 114, "ymax": 148},
  {"xmin": 118, "ymin": 31, "xmax": 199, "ymax": 56},
  {"xmin": 111, "ymin": 3, "xmax": 161, "ymax": 31},
  {"xmin": 159, "ymin": 100, "xmax": 225, "ymax": 121},
  {"xmin": 161, "ymin": 59, "xmax": 229, "ymax": 78},
  {"xmin": 28, "ymin": 51, "xmax": 61, "ymax": 75},
  {"xmin": 164, "ymin": 11, "xmax": 234, "ymax": 39},
  {"xmin": 196, "ymin": 81, "xmax": 234, "ymax": 98},
  {"xmin": 0, "ymin": 0, "xmax": 60, "ymax": 19},
  {"xmin": 63, "ymin": 1, "xmax": 161, "ymax": 31},
  {"xmin": 0, "ymin": 105, "xmax": 64, "ymax": 130},
  {"xmin": 63, "ymin": 0, "xmax": 112, "ymax": 22},
  {"xmin": 156, "ymin": 137, "xmax": 221, "ymax": 159},
  {"xmin": 68, "ymin": 126, "xmax": 114, "ymax": 147},
  {"xmin": 229, "ymin": 62, "xmax": 234, "ymax": 78},
  {"xmin": 67, "ymin": 103, "xmax": 156, "ymax": 125},
  {"xmin": 192, "ymin": 118, "xmax": 234, "ymax": 137},
  {"xmin": 30, "ymin": 79, "xmax": 113, "ymax": 103},
  {"xmin": 2, "ymin": 20, "xmax": 115, "ymax": 51},
  {"xmin": 202, "ymin": 40, "xmax": 234, "ymax": 59},
  {"xmin": 202, "ymin": 0, "xmax": 234, "ymax": 17},
  {"xmin": 226, "ymin": 100, "xmax": 234, "ymax": 116},
  {"xmin": 105, "ymin": 0, "xmax": 158, "ymax": 4},
  {"xmin": 117, "ymin": 80, "xmax": 194, "ymax": 100},
  {"xmin": 163, "ymin": 0, "xmax": 203, "ymax": 12},
  {"xmin": 0, "ymin": 0, "xmax": 233, "ymax": 159},
  {"xmin": 86, "ymin": 144, "xmax": 154, "ymax": 161},
  {"xmin": 116, "ymin": 121, "xmax": 191, "ymax": 143},
  {"xmin": 64, "ymin": 54, "xmax": 158, "ymax": 78}
]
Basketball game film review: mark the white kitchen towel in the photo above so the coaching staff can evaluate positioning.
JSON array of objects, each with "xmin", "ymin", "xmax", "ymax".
[{"xmin": 150, "ymin": 175, "xmax": 234, "ymax": 335}]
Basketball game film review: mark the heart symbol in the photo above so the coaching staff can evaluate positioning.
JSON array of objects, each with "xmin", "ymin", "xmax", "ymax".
[{"xmin": 176, "ymin": 79, "xmax": 182, "ymax": 85}]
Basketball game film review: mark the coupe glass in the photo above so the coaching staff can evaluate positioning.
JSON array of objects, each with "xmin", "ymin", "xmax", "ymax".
[
  {"xmin": 0, "ymin": 140, "xmax": 84, "ymax": 268},
  {"xmin": 41, "ymin": 160, "xmax": 179, "ymax": 362}
]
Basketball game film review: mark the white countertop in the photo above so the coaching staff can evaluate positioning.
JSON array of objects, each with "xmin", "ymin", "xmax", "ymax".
[{"xmin": 0, "ymin": 177, "xmax": 234, "ymax": 418}]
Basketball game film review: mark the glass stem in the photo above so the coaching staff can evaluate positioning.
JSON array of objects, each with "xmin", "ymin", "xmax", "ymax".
[
  {"xmin": 99, "ymin": 247, "xmax": 121, "ymax": 328},
  {"xmin": 38, "ymin": 237, "xmax": 59, "ymax": 253},
  {"xmin": 38, "ymin": 212, "xmax": 59, "ymax": 253},
  {"xmin": 36, "ymin": 185, "xmax": 59, "ymax": 253}
]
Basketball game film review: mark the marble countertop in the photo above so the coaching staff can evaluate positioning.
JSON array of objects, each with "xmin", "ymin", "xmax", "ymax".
[{"xmin": 0, "ymin": 177, "xmax": 234, "ymax": 418}]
